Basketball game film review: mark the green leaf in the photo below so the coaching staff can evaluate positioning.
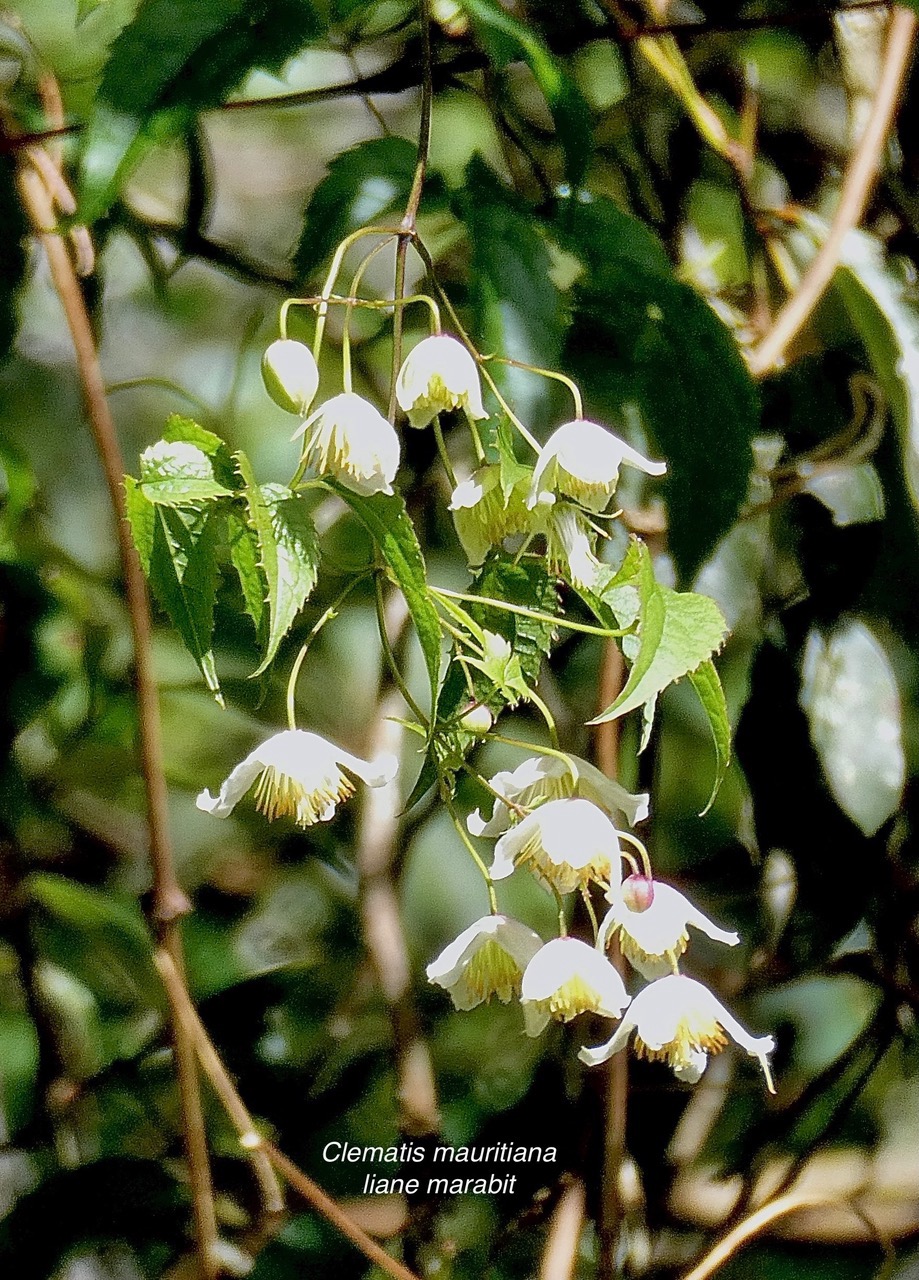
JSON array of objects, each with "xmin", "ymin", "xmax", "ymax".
[
  {"xmin": 460, "ymin": 159, "xmax": 566, "ymax": 409},
  {"xmin": 591, "ymin": 542, "xmax": 665, "ymax": 723},
  {"xmin": 592, "ymin": 549, "xmax": 728, "ymax": 725},
  {"xmin": 470, "ymin": 558, "xmax": 559, "ymax": 684},
  {"xmin": 800, "ymin": 619, "xmax": 904, "ymax": 837},
  {"xmin": 236, "ymin": 454, "xmax": 320, "ymax": 674},
  {"xmin": 461, "ymin": 0, "xmax": 593, "ymax": 187},
  {"xmin": 561, "ymin": 193, "xmax": 759, "ymax": 583},
  {"xmin": 1, "ymin": 157, "xmax": 27, "ymax": 362},
  {"xmin": 138, "ymin": 438, "xmax": 233, "ymax": 505},
  {"xmin": 331, "ymin": 486, "xmax": 442, "ymax": 715},
  {"xmin": 294, "ymin": 136, "xmax": 418, "ymax": 281},
  {"xmin": 835, "ymin": 230, "xmax": 919, "ymax": 514},
  {"xmin": 153, "ymin": 504, "xmax": 222, "ymax": 695},
  {"xmin": 226, "ymin": 505, "xmax": 266, "ymax": 637},
  {"xmin": 688, "ymin": 659, "xmax": 731, "ymax": 813},
  {"xmin": 78, "ymin": 0, "xmax": 321, "ymax": 223},
  {"xmin": 162, "ymin": 414, "xmax": 238, "ymax": 486}
]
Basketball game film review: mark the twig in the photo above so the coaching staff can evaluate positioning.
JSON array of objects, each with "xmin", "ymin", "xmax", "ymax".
[
  {"xmin": 388, "ymin": 0, "xmax": 433, "ymax": 424},
  {"xmin": 538, "ymin": 1179, "xmax": 587, "ymax": 1280},
  {"xmin": 153, "ymin": 949, "xmax": 284, "ymax": 1216},
  {"xmin": 10, "ymin": 131, "xmax": 220, "ymax": 1279},
  {"xmin": 680, "ymin": 1191, "xmax": 871, "ymax": 1280},
  {"xmin": 594, "ymin": 641, "xmax": 628, "ymax": 1278},
  {"xmin": 153, "ymin": 949, "xmax": 423, "ymax": 1280},
  {"xmin": 748, "ymin": 6, "xmax": 918, "ymax": 377},
  {"xmin": 361, "ymin": 596, "xmax": 440, "ymax": 1135}
]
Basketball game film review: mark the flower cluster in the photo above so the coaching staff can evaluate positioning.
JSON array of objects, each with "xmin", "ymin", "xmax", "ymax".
[
  {"xmin": 191, "ymin": 286, "xmax": 768, "ymax": 1104},
  {"xmin": 263, "ymin": 326, "xmax": 665, "ymax": 594},
  {"xmin": 426, "ymin": 753, "xmax": 775, "ymax": 1092}
]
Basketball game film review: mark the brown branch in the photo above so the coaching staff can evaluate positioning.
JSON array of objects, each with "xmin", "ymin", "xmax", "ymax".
[
  {"xmin": 748, "ymin": 5, "xmax": 918, "ymax": 377},
  {"xmin": 538, "ymin": 1179, "xmax": 587, "ymax": 1280},
  {"xmin": 679, "ymin": 1192, "xmax": 867, "ymax": 1280},
  {"xmin": 9, "ymin": 126, "xmax": 220, "ymax": 1279},
  {"xmin": 359, "ymin": 609, "xmax": 440, "ymax": 1135},
  {"xmin": 593, "ymin": 641, "xmax": 629, "ymax": 1278},
  {"xmin": 153, "ymin": 949, "xmax": 423, "ymax": 1280}
]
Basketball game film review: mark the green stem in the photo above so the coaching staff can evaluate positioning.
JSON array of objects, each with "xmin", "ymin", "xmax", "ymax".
[
  {"xmin": 432, "ymin": 413, "xmax": 457, "ymax": 488},
  {"xmin": 286, "ymin": 574, "xmax": 370, "ymax": 729},
  {"xmin": 580, "ymin": 884, "xmax": 599, "ymax": 943},
  {"xmin": 374, "ymin": 572, "xmax": 429, "ymax": 727},
  {"xmin": 461, "ymin": 763, "xmax": 529, "ymax": 820},
  {"xmin": 432, "ymin": 585, "xmax": 626, "ymax": 639},
  {"xmin": 617, "ymin": 830, "xmax": 653, "ymax": 878},
  {"xmin": 446, "ymin": 796, "xmax": 498, "ymax": 913},
  {"xmin": 484, "ymin": 355, "xmax": 584, "ymax": 421}
]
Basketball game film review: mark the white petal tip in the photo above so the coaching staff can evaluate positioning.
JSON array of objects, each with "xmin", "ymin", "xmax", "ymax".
[
  {"xmin": 196, "ymin": 789, "xmax": 227, "ymax": 817},
  {"xmin": 368, "ymin": 752, "xmax": 400, "ymax": 787}
]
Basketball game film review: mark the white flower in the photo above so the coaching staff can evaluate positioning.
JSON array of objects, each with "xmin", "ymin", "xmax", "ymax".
[
  {"xmin": 468, "ymin": 753, "xmax": 649, "ymax": 839},
  {"xmin": 293, "ymin": 393, "xmax": 400, "ymax": 496},
  {"xmin": 543, "ymin": 503, "xmax": 602, "ymax": 590},
  {"xmin": 196, "ymin": 729, "xmax": 398, "ymax": 829},
  {"xmin": 262, "ymin": 339, "xmax": 320, "ymax": 415},
  {"xmin": 579, "ymin": 973, "xmax": 775, "ymax": 1091},
  {"xmin": 449, "ymin": 464, "xmax": 531, "ymax": 566},
  {"xmin": 599, "ymin": 877, "xmax": 740, "ymax": 980},
  {"xmin": 396, "ymin": 334, "xmax": 488, "ymax": 429},
  {"xmin": 521, "ymin": 937, "xmax": 630, "ymax": 1036},
  {"xmin": 489, "ymin": 798, "xmax": 622, "ymax": 895},
  {"xmin": 529, "ymin": 419, "xmax": 666, "ymax": 513},
  {"xmin": 426, "ymin": 914, "xmax": 543, "ymax": 1010}
]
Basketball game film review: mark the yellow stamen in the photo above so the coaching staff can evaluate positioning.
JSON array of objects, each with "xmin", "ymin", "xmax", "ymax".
[
  {"xmin": 253, "ymin": 766, "xmax": 353, "ymax": 828},
  {"xmin": 618, "ymin": 927, "xmax": 689, "ymax": 974},
  {"xmin": 634, "ymin": 1016, "xmax": 728, "ymax": 1072},
  {"xmin": 464, "ymin": 941, "xmax": 522, "ymax": 1004},
  {"xmin": 544, "ymin": 975, "xmax": 602, "ymax": 1022}
]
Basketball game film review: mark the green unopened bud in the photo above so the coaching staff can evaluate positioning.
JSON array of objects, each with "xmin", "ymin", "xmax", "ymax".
[
  {"xmin": 262, "ymin": 339, "xmax": 320, "ymax": 415},
  {"xmin": 459, "ymin": 703, "xmax": 494, "ymax": 736}
]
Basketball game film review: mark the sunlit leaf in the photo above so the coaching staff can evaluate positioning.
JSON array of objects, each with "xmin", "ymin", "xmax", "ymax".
[
  {"xmin": 236, "ymin": 453, "xmax": 320, "ymax": 675},
  {"xmin": 78, "ymin": 0, "xmax": 321, "ymax": 222},
  {"xmin": 800, "ymin": 618, "xmax": 904, "ymax": 836},
  {"xmin": 689, "ymin": 658, "xmax": 732, "ymax": 812},
  {"xmin": 331, "ymin": 486, "xmax": 442, "ymax": 717}
]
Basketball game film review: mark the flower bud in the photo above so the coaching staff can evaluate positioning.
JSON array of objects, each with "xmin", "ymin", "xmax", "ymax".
[
  {"xmin": 622, "ymin": 873, "xmax": 655, "ymax": 913},
  {"xmin": 262, "ymin": 339, "xmax": 320, "ymax": 415},
  {"xmin": 459, "ymin": 703, "xmax": 493, "ymax": 736}
]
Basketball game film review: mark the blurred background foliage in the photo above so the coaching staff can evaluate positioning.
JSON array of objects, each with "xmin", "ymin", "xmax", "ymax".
[{"xmin": 3, "ymin": 1, "xmax": 919, "ymax": 1278}]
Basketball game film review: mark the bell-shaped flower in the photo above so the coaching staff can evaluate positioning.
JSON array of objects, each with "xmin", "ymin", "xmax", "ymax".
[
  {"xmin": 449, "ymin": 464, "xmax": 531, "ymax": 566},
  {"xmin": 262, "ymin": 338, "xmax": 320, "ymax": 415},
  {"xmin": 426, "ymin": 914, "xmax": 543, "ymax": 1011},
  {"xmin": 529, "ymin": 419, "xmax": 665, "ymax": 513},
  {"xmin": 396, "ymin": 334, "xmax": 488, "ymax": 429},
  {"xmin": 579, "ymin": 973, "xmax": 775, "ymax": 1091},
  {"xmin": 542, "ymin": 503, "xmax": 602, "ymax": 590},
  {"xmin": 196, "ymin": 728, "xmax": 398, "ymax": 829},
  {"xmin": 468, "ymin": 753, "xmax": 649, "ymax": 839},
  {"xmin": 599, "ymin": 877, "xmax": 740, "ymax": 980},
  {"xmin": 293, "ymin": 392, "xmax": 400, "ymax": 496},
  {"xmin": 521, "ymin": 937, "xmax": 630, "ymax": 1037},
  {"xmin": 490, "ymin": 798, "xmax": 622, "ymax": 896}
]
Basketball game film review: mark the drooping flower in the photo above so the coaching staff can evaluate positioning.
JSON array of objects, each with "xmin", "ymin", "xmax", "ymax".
[
  {"xmin": 468, "ymin": 753, "xmax": 649, "ymax": 838},
  {"xmin": 396, "ymin": 334, "xmax": 488, "ymax": 429},
  {"xmin": 579, "ymin": 973, "xmax": 775, "ymax": 1091},
  {"xmin": 449, "ymin": 464, "xmax": 531, "ymax": 566},
  {"xmin": 262, "ymin": 339, "xmax": 320, "ymax": 415},
  {"xmin": 529, "ymin": 419, "xmax": 666, "ymax": 513},
  {"xmin": 426, "ymin": 914, "xmax": 543, "ymax": 1011},
  {"xmin": 599, "ymin": 877, "xmax": 740, "ymax": 980},
  {"xmin": 196, "ymin": 729, "xmax": 398, "ymax": 828},
  {"xmin": 293, "ymin": 393, "xmax": 400, "ymax": 496},
  {"xmin": 521, "ymin": 937, "xmax": 630, "ymax": 1036},
  {"xmin": 489, "ymin": 798, "xmax": 622, "ymax": 895},
  {"xmin": 542, "ymin": 502, "xmax": 602, "ymax": 590}
]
